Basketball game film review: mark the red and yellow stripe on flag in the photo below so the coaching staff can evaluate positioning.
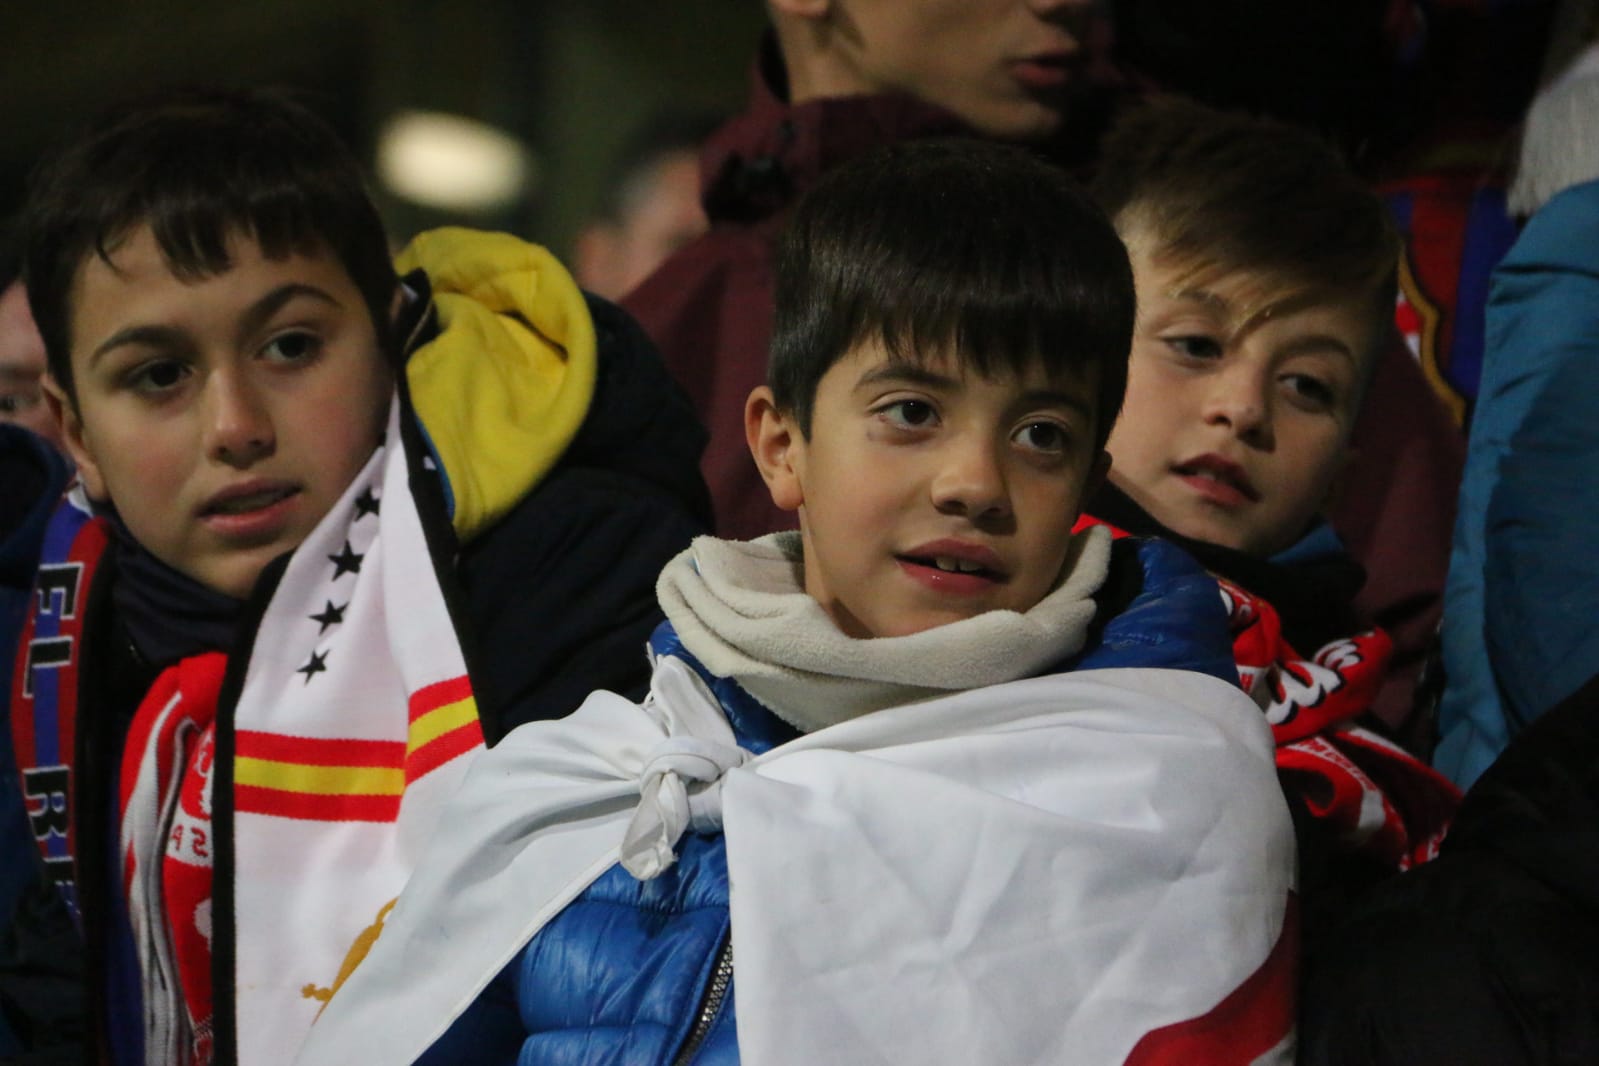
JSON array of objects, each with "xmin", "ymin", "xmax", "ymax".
[
  {"xmin": 406, "ymin": 676, "xmax": 483, "ymax": 782},
  {"xmin": 231, "ymin": 677, "xmax": 481, "ymax": 822},
  {"xmin": 235, "ymin": 732, "xmax": 407, "ymax": 822}
]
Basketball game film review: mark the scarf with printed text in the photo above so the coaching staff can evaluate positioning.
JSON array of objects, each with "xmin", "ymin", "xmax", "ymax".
[{"xmin": 1076, "ymin": 510, "xmax": 1460, "ymax": 868}]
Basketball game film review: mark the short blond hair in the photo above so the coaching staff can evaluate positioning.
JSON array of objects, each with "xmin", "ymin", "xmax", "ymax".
[{"xmin": 1092, "ymin": 96, "xmax": 1399, "ymax": 379}]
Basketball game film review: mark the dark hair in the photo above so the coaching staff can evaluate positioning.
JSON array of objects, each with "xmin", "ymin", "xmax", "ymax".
[
  {"xmin": 1091, "ymin": 96, "xmax": 1399, "ymax": 376},
  {"xmin": 22, "ymin": 85, "xmax": 398, "ymax": 400},
  {"xmin": 770, "ymin": 138, "xmax": 1135, "ymax": 453}
]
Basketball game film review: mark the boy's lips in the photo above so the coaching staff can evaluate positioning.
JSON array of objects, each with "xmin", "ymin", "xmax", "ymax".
[
  {"xmin": 1172, "ymin": 454, "xmax": 1260, "ymax": 507},
  {"xmin": 895, "ymin": 538, "xmax": 1008, "ymax": 595},
  {"xmin": 199, "ymin": 480, "xmax": 302, "ymax": 540},
  {"xmin": 1009, "ymin": 52, "xmax": 1079, "ymax": 91}
]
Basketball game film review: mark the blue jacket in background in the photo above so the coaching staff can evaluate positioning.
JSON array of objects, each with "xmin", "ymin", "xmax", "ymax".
[
  {"xmin": 418, "ymin": 536, "xmax": 1236, "ymax": 1066},
  {"xmin": 1436, "ymin": 177, "xmax": 1599, "ymax": 788}
]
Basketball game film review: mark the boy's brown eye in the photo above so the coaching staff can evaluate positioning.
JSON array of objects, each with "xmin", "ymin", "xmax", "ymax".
[
  {"xmin": 1282, "ymin": 373, "xmax": 1337, "ymax": 411},
  {"xmin": 263, "ymin": 331, "xmax": 320, "ymax": 362},
  {"xmin": 880, "ymin": 399, "xmax": 936, "ymax": 427},
  {"xmin": 132, "ymin": 360, "xmax": 187, "ymax": 392},
  {"xmin": 1014, "ymin": 421, "xmax": 1068, "ymax": 453},
  {"xmin": 1167, "ymin": 335, "xmax": 1223, "ymax": 361}
]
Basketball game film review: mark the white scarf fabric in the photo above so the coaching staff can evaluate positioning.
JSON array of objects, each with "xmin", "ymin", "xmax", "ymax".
[
  {"xmin": 296, "ymin": 567, "xmax": 1297, "ymax": 1064},
  {"xmin": 657, "ymin": 527, "xmax": 1112, "ymax": 732},
  {"xmin": 226, "ymin": 396, "xmax": 486, "ymax": 1064}
]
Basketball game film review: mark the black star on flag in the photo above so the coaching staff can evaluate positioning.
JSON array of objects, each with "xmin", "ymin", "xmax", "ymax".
[
  {"xmin": 310, "ymin": 600, "xmax": 347, "ymax": 634},
  {"xmin": 354, "ymin": 488, "xmax": 381, "ymax": 520},
  {"xmin": 296, "ymin": 649, "xmax": 329, "ymax": 684},
  {"xmin": 328, "ymin": 541, "xmax": 364, "ymax": 579}
]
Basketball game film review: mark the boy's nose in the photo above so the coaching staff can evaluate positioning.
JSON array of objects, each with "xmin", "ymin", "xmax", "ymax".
[
  {"xmin": 931, "ymin": 439, "xmax": 1011, "ymax": 520},
  {"xmin": 205, "ymin": 370, "xmax": 275, "ymax": 466},
  {"xmin": 1203, "ymin": 369, "xmax": 1273, "ymax": 448}
]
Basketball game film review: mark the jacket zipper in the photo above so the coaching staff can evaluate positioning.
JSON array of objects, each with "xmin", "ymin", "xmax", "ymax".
[{"xmin": 672, "ymin": 934, "xmax": 734, "ymax": 1065}]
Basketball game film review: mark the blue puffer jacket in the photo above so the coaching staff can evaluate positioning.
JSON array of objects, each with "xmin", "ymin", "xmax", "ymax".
[
  {"xmin": 418, "ymin": 536, "xmax": 1236, "ymax": 1066},
  {"xmin": 1436, "ymin": 177, "xmax": 1599, "ymax": 788}
]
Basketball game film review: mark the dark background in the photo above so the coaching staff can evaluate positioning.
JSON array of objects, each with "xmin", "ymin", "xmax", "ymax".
[{"xmin": 0, "ymin": 1, "xmax": 765, "ymax": 260}]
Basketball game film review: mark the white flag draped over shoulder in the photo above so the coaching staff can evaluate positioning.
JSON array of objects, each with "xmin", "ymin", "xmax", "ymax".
[
  {"xmin": 224, "ymin": 396, "xmax": 485, "ymax": 1065},
  {"xmin": 298, "ymin": 658, "xmax": 1297, "ymax": 1066}
]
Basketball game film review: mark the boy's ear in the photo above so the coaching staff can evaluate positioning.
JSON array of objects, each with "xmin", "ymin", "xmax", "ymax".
[
  {"xmin": 43, "ymin": 375, "xmax": 107, "ymax": 501},
  {"xmin": 745, "ymin": 386, "xmax": 806, "ymax": 512}
]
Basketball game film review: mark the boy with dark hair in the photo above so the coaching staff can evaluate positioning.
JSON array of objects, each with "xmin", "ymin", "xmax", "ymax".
[
  {"xmin": 623, "ymin": 1, "xmax": 1119, "ymax": 542},
  {"xmin": 298, "ymin": 139, "xmax": 1297, "ymax": 1066},
  {"xmin": 4, "ymin": 86, "xmax": 708, "ymax": 1064},
  {"xmin": 1083, "ymin": 97, "xmax": 1460, "ymax": 944}
]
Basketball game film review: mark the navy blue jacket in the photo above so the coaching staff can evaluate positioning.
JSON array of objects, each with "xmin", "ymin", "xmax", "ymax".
[{"xmin": 0, "ymin": 425, "xmax": 74, "ymax": 1061}]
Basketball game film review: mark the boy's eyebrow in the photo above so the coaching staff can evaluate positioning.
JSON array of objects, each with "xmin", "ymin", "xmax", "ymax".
[
  {"xmin": 88, "ymin": 324, "xmax": 187, "ymax": 368},
  {"xmin": 1171, "ymin": 289, "xmax": 1360, "ymax": 367},
  {"xmin": 1014, "ymin": 387, "xmax": 1095, "ymax": 421},
  {"xmin": 1277, "ymin": 333, "xmax": 1358, "ymax": 366},
  {"xmin": 88, "ymin": 283, "xmax": 344, "ymax": 368},
  {"xmin": 1171, "ymin": 288, "xmax": 1229, "ymax": 311},
  {"xmin": 233, "ymin": 283, "xmax": 345, "ymax": 349},
  {"xmin": 855, "ymin": 363, "xmax": 955, "ymax": 391}
]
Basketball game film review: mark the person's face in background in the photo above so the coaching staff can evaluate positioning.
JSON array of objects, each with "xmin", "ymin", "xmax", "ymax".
[
  {"xmin": 1104, "ymin": 231, "xmax": 1370, "ymax": 556},
  {"xmin": 773, "ymin": 0, "xmax": 1112, "ymax": 141},
  {"xmin": 0, "ymin": 282, "xmax": 65, "ymax": 449},
  {"xmin": 574, "ymin": 149, "xmax": 707, "ymax": 301}
]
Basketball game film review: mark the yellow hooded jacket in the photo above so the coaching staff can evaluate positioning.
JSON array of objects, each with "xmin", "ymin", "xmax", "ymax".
[{"xmin": 396, "ymin": 227, "xmax": 598, "ymax": 543}]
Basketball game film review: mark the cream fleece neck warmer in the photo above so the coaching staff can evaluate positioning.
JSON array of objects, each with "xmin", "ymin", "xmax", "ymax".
[{"xmin": 657, "ymin": 525, "xmax": 1112, "ymax": 733}]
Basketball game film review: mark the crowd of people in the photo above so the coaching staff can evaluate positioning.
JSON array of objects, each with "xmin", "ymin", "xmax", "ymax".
[{"xmin": 1, "ymin": 1, "xmax": 1596, "ymax": 1064}]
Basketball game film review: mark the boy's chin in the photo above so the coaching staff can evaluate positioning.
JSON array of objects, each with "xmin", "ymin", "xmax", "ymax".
[
  {"xmin": 1167, "ymin": 515, "xmax": 1299, "ymax": 559},
  {"xmin": 185, "ymin": 548, "xmax": 292, "ymax": 602}
]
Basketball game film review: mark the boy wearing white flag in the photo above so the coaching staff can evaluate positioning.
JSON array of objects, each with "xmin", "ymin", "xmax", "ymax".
[{"xmin": 302, "ymin": 139, "xmax": 1297, "ymax": 1066}]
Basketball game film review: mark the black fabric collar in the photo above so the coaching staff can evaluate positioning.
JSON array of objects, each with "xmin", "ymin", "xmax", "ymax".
[
  {"xmin": 100, "ymin": 505, "xmax": 245, "ymax": 669},
  {"xmin": 1087, "ymin": 482, "xmax": 1366, "ymax": 653}
]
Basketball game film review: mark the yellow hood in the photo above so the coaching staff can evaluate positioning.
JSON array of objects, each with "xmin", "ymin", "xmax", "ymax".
[{"xmin": 396, "ymin": 227, "xmax": 597, "ymax": 542}]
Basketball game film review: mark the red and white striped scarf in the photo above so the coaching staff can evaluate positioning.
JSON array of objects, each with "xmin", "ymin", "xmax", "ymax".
[
  {"xmin": 1221, "ymin": 577, "xmax": 1459, "ymax": 868},
  {"xmin": 1075, "ymin": 515, "xmax": 1460, "ymax": 870},
  {"xmin": 119, "ymin": 652, "xmax": 227, "ymax": 1066}
]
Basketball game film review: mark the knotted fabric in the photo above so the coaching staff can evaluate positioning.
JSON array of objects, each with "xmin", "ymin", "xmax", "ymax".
[{"xmin": 620, "ymin": 646, "xmax": 753, "ymax": 878}]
